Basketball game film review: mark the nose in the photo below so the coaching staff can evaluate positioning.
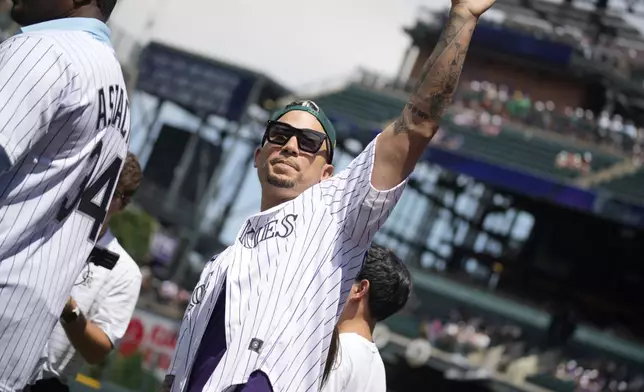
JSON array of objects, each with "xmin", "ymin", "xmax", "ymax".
[{"xmin": 281, "ymin": 135, "xmax": 300, "ymax": 155}]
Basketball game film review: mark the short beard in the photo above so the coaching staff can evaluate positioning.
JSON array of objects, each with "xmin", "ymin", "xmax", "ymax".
[{"xmin": 266, "ymin": 173, "xmax": 296, "ymax": 189}]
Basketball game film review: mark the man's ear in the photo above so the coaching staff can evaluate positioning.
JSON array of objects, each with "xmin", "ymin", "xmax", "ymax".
[
  {"xmin": 254, "ymin": 147, "xmax": 261, "ymax": 168},
  {"xmin": 321, "ymin": 163, "xmax": 334, "ymax": 181},
  {"xmin": 352, "ymin": 279, "xmax": 369, "ymax": 300}
]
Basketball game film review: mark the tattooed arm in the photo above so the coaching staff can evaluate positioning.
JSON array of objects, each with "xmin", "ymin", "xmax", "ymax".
[{"xmin": 371, "ymin": 4, "xmax": 492, "ymax": 190}]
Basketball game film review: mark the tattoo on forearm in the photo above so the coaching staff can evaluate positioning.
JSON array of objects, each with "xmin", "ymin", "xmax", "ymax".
[{"xmin": 394, "ymin": 10, "xmax": 477, "ymax": 136}]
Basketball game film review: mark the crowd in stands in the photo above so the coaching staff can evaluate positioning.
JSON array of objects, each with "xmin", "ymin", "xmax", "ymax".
[
  {"xmin": 547, "ymin": 358, "xmax": 644, "ymax": 392},
  {"xmin": 450, "ymin": 80, "xmax": 644, "ymax": 162},
  {"xmin": 420, "ymin": 312, "xmax": 525, "ymax": 371},
  {"xmin": 417, "ymin": 310, "xmax": 644, "ymax": 392}
]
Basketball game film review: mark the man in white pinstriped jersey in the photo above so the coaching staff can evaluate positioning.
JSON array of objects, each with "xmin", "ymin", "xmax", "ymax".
[
  {"xmin": 0, "ymin": 0, "xmax": 129, "ymax": 390},
  {"xmin": 26, "ymin": 152, "xmax": 142, "ymax": 392},
  {"xmin": 165, "ymin": 0, "xmax": 496, "ymax": 390}
]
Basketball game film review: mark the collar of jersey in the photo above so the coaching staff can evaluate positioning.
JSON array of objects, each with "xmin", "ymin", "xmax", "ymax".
[{"xmin": 18, "ymin": 17, "xmax": 112, "ymax": 46}]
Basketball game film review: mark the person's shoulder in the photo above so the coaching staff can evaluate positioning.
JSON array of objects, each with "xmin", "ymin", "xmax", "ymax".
[
  {"xmin": 2, "ymin": 32, "xmax": 63, "ymax": 59},
  {"xmin": 342, "ymin": 335, "xmax": 387, "ymax": 391},
  {"xmin": 6, "ymin": 30, "xmax": 81, "ymax": 55},
  {"xmin": 338, "ymin": 333, "xmax": 381, "ymax": 363},
  {"xmin": 1, "ymin": 32, "xmax": 82, "ymax": 81},
  {"xmin": 338, "ymin": 333, "xmax": 375, "ymax": 349}
]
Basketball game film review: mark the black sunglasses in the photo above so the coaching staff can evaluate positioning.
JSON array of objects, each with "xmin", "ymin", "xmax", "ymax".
[{"xmin": 263, "ymin": 121, "xmax": 333, "ymax": 163}]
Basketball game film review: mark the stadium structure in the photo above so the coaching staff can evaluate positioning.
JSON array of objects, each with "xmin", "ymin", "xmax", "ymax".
[
  {"xmin": 127, "ymin": 0, "xmax": 644, "ymax": 385},
  {"xmin": 2, "ymin": 0, "xmax": 644, "ymax": 390},
  {"xmin": 304, "ymin": 0, "xmax": 644, "ymax": 390}
]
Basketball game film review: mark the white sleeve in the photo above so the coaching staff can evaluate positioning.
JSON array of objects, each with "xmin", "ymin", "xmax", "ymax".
[
  {"xmin": 319, "ymin": 134, "xmax": 407, "ymax": 244},
  {"xmin": 0, "ymin": 35, "xmax": 77, "ymax": 166},
  {"xmin": 90, "ymin": 272, "xmax": 142, "ymax": 347}
]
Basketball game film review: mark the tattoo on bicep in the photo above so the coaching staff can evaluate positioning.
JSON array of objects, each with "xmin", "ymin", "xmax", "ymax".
[
  {"xmin": 397, "ymin": 10, "xmax": 477, "ymax": 137},
  {"xmin": 393, "ymin": 115, "xmax": 409, "ymax": 134},
  {"xmin": 394, "ymin": 102, "xmax": 434, "ymax": 134}
]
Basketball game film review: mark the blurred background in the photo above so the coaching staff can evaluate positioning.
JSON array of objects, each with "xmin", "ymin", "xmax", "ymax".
[{"xmin": 2, "ymin": 0, "xmax": 644, "ymax": 390}]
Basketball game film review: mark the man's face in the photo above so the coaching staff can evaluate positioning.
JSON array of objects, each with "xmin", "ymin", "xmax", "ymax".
[
  {"xmin": 255, "ymin": 110, "xmax": 333, "ymax": 202},
  {"xmin": 10, "ymin": 0, "xmax": 70, "ymax": 26}
]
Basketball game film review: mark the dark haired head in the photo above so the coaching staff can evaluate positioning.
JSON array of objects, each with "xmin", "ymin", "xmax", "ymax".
[
  {"xmin": 321, "ymin": 245, "xmax": 411, "ymax": 388},
  {"xmin": 358, "ymin": 244, "xmax": 412, "ymax": 322},
  {"xmin": 114, "ymin": 152, "xmax": 142, "ymax": 206},
  {"xmin": 11, "ymin": 0, "xmax": 118, "ymax": 25},
  {"xmin": 256, "ymin": 99, "xmax": 335, "ymax": 211},
  {"xmin": 268, "ymin": 99, "xmax": 337, "ymax": 160}
]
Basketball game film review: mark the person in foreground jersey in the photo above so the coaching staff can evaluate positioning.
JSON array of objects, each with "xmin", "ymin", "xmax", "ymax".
[
  {"xmin": 0, "ymin": 0, "xmax": 130, "ymax": 390},
  {"xmin": 26, "ymin": 152, "xmax": 142, "ymax": 392},
  {"xmin": 320, "ymin": 245, "xmax": 411, "ymax": 392},
  {"xmin": 163, "ymin": 0, "xmax": 496, "ymax": 390}
]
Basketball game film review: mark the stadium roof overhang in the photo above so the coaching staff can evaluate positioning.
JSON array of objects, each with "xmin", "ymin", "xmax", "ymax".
[{"xmin": 136, "ymin": 41, "xmax": 291, "ymax": 121}]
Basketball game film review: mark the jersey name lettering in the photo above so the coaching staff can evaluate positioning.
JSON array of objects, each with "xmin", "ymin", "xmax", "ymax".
[
  {"xmin": 238, "ymin": 214, "xmax": 298, "ymax": 249},
  {"xmin": 96, "ymin": 84, "xmax": 130, "ymax": 139}
]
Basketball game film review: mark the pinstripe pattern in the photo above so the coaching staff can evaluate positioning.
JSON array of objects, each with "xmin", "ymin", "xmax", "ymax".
[
  {"xmin": 168, "ymin": 135, "xmax": 406, "ymax": 392},
  {"xmin": 0, "ymin": 26, "xmax": 129, "ymax": 391}
]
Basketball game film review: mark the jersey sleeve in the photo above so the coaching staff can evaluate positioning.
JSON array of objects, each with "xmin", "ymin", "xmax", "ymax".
[
  {"xmin": 0, "ymin": 35, "xmax": 77, "ymax": 166},
  {"xmin": 319, "ymin": 134, "xmax": 407, "ymax": 244},
  {"xmin": 89, "ymin": 271, "xmax": 142, "ymax": 347}
]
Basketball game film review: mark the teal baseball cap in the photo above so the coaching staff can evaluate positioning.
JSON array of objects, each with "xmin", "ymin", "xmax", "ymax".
[{"xmin": 269, "ymin": 100, "xmax": 336, "ymax": 162}]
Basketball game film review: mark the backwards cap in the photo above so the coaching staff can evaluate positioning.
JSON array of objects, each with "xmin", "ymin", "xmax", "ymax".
[{"xmin": 270, "ymin": 100, "xmax": 337, "ymax": 151}]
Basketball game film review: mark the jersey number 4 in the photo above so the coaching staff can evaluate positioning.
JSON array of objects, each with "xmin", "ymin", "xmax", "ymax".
[{"xmin": 56, "ymin": 141, "xmax": 123, "ymax": 242}]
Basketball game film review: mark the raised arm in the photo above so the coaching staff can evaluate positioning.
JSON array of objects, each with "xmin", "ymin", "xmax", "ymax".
[{"xmin": 371, "ymin": 0, "xmax": 495, "ymax": 190}]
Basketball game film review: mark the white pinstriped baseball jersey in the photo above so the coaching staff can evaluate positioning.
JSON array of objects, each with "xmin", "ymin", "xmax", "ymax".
[
  {"xmin": 0, "ymin": 18, "xmax": 130, "ymax": 391},
  {"xmin": 31, "ymin": 229, "xmax": 141, "ymax": 384},
  {"xmin": 167, "ymin": 135, "xmax": 406, "ymax": 392}
]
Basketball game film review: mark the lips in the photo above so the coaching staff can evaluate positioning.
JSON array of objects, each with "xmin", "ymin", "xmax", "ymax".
[{"xmin": 272, "ymin": 159, "xmax": 298, "ymax": 171}]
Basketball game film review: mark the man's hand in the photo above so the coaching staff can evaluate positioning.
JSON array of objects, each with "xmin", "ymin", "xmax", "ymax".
[{"xmin": 452, "ymin": 0, "xmax": 496, "ymax": 19}]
